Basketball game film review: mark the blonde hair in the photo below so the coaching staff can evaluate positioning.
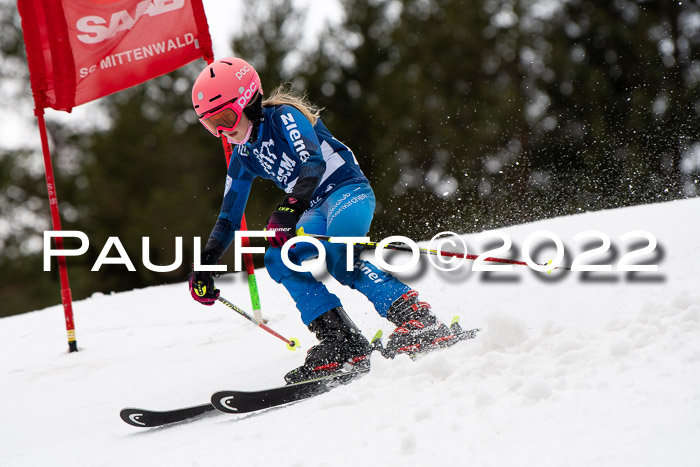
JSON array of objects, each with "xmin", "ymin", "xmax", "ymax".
[{"xmin": 262, "ymin": 83, "xmax": 323, "ymax": 125}]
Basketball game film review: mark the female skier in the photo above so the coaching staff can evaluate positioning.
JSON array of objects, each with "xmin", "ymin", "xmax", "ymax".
[{"xmin": 188, "ymin": 57, "xmax": 456, "ymax": 383}]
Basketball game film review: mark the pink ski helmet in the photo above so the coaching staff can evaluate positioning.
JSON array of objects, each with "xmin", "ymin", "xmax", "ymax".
[{"xmin": 192, "ymin": 57, "xmax": 262, "ymax": 136}]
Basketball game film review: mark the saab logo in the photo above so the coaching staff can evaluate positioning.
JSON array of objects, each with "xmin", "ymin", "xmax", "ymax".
[
  {"xmin": 76, "ymin": 0, "xmax": 185, "ymax": 44},
  {"xmin": 236, "ymin": 66, "xmax": 250, "ymax": 80}
]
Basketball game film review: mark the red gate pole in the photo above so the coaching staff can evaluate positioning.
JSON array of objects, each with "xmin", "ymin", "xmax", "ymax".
[
  {"xmin": 219, "ymin": 137, "xmax": 265, "ymax": 322},
  {"xmin": 35, "ymin": 107, "xmax": 78, "ymax": 352},
  {"xmin": 204, "ymin": 54, "xmax": 264, "ymax": 323}
]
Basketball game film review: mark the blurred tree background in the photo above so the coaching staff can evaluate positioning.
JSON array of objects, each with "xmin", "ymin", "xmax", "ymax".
[{"xmin": 0, "ymin": 0, "xmax": 698, "ymax": 317}]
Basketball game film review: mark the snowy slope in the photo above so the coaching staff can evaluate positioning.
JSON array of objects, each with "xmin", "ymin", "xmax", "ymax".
[{"xmin": 1, "ymin": 198, "xmax": 699, "ymax": 467}]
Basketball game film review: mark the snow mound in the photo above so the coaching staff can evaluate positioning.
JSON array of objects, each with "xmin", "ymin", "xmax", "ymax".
[{"xmin": 1, "ymin": 198, "xmax": 699, "ymax": 467}]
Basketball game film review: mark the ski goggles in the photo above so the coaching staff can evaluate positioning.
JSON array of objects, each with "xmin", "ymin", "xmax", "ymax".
[{"xmin": 198, "ymin": 100, "xmax": 244, "ymax": 137}]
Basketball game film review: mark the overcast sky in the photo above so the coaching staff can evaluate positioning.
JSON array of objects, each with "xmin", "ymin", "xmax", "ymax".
[{"xmin": 203, "ymin": 0, "xmax": 343, "ymax": 58}]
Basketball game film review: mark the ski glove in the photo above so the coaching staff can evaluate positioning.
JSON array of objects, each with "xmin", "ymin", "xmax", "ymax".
[
  {"xmin": 266, "ymin": 196, "xmax": 307, "ymax": 248},
  {"xmin": 188, "ymin": 270, "xmax": 220, "ymax": 306},
  {"xmin": 188, "ymin": 249, "xmax": 221, "ymax": 306}
]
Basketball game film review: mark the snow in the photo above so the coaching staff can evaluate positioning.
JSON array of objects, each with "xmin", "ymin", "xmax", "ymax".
[{"xmin": 2, "ymin": 198, "xmax": 700, "ymax": 467}]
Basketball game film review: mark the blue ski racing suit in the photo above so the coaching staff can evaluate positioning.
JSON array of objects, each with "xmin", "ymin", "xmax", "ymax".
[{"xmin": 203, "ymin": 104, "xmax": 411, "ymax": 324}]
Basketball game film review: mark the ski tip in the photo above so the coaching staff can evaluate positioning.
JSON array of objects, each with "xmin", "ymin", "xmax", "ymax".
[
  {"xmin": 120, "ymin": 403, "xmax": 216, "ymax": 428},
  {"xmin": 211, "ymin": 392, "xmax": 239, "ymax": 414},
  {"xmin": 120, "ymin": 408, "xmax": 150, "ymax": 427},
  {"xmin": 457, "ymin": 327, "xmax": 483, "ymax": 339}
]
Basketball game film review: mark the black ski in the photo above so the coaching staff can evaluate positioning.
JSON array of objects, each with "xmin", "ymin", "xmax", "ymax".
[
  {"xmin": 120, "ymin": 318, "xmax": 480, "ymax": 427},
  {"xmin": 119, "ymin": 370, "xmax": 368, "ymax": 427},
  {"xmin": 120, "ymin": 403, "xmax": 215, "ymax": 427},
  {"xmin": 211, "ymin": 368, "xmax": 369, "ymax": 414},
  {"xmin": 209, "ymin": 322, "xmax": 480, "ymax": 415}
]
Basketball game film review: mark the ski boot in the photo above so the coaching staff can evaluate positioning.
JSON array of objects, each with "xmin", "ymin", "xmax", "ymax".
[
  {"xmin": 284, "ymin": 307, "xmax": 371, "ymax": 384},
  {"xmin": 384, "ymin": 290, "xmax": 457, "ymax": 357}
]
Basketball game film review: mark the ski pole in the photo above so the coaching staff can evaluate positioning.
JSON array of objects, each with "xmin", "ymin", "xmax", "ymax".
[
  {"xmin": 299, "ymin": 231, "xmax": 570, "ymax": 271},
  {"xmin": 217, "ymin": 296, "xmax": 300, "ymax": 351}
]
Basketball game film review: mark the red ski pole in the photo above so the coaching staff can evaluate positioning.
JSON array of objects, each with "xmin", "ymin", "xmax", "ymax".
[{"xmin": 217, "ymin": 296, "xmax": 299, "ymax": 350}]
